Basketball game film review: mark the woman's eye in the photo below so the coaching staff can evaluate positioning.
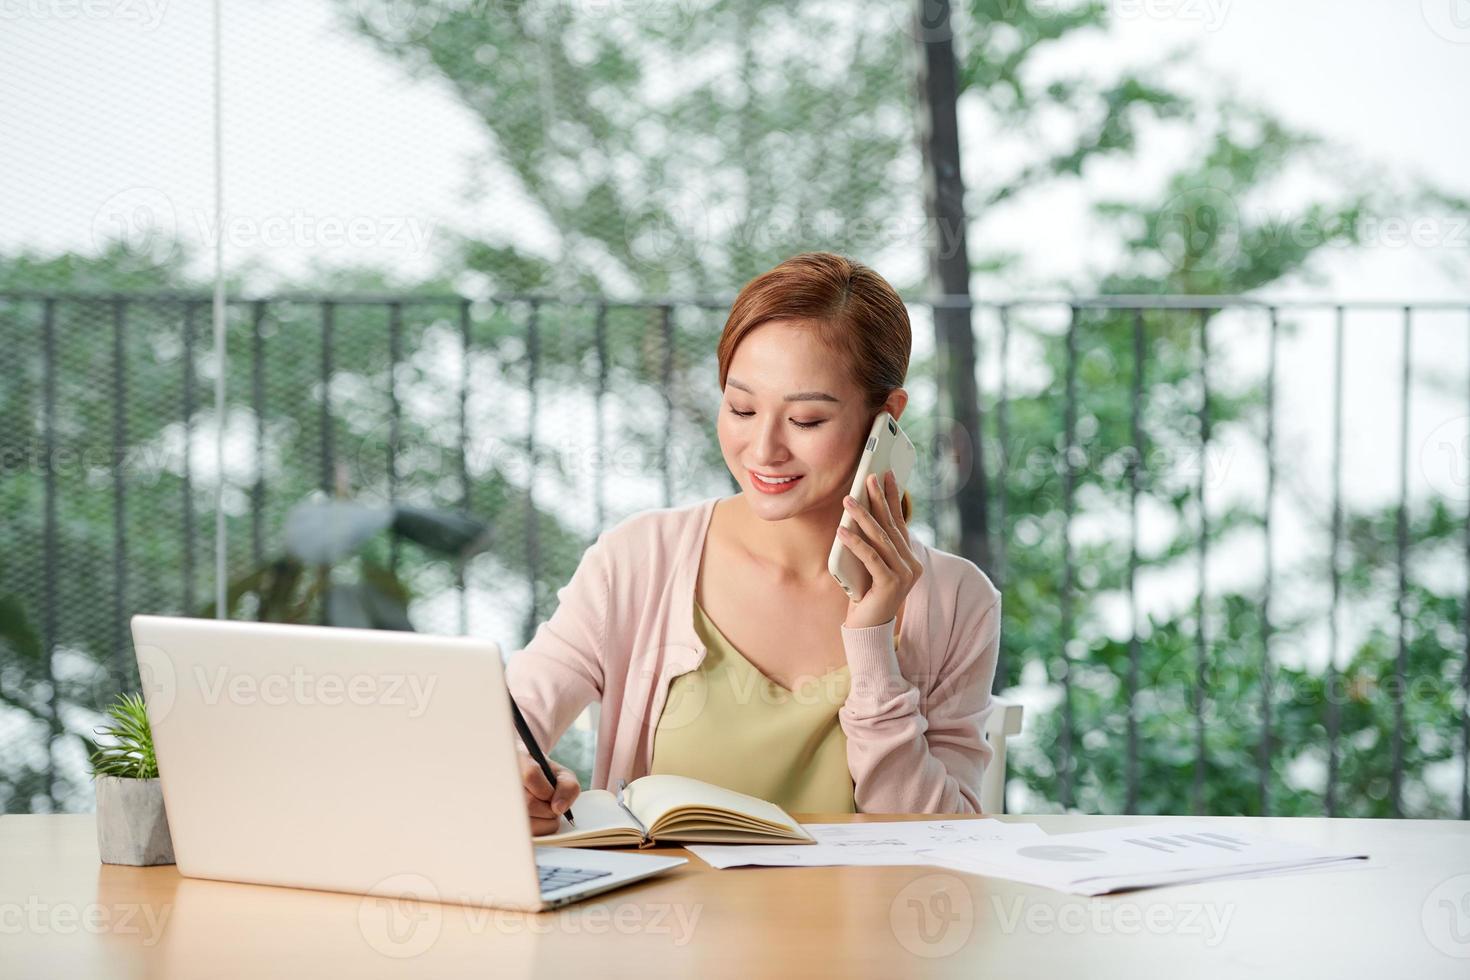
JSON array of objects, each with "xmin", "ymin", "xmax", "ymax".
[{"xmin": 726, "ymin": 407, "xmax": 824, "ymax": 429}]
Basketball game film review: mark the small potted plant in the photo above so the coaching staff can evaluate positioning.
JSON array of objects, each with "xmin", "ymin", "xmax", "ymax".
[{"xmin": 90, "ymin": 693, "xmax": 175, "ymax": 866}]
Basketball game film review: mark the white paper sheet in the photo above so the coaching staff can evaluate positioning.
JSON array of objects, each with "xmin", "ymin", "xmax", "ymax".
[
  {"xmin": 926, "ymin": 821, "xmax": 1371, "ymax": 895},
  {"xmin": 685, "ymin": 818, "xmax": 1048, "ymax": 870},
  {"xmin": 686, "ymin": 819, "xmax": 1372, "ymax": 897}
]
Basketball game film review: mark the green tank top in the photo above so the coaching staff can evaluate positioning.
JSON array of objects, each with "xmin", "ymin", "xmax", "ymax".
[{"xmin": 648, "ymin": 600, "xmax": 856, "ymax": 814}]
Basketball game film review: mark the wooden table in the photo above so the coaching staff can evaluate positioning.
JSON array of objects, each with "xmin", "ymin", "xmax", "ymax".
[{"xmin": 3, "ymin": 811, "xmax": 1468, "ymax": 978}]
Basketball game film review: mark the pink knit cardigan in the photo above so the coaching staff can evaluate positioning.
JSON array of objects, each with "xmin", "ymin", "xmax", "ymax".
[{"xmin": 504, "ymin": 494, "xmax": 1003, "ymax": 813}]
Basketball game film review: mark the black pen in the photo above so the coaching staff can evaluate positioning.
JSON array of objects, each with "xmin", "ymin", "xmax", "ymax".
[{"xmin": 508, "ymin": 693, "xmax": 574, "ymax": 825}]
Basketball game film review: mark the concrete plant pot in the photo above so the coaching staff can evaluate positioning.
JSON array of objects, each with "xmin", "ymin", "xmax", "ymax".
[{"xmin": 95, "ymin": 776, "xmax": 175, "ymax": 866}]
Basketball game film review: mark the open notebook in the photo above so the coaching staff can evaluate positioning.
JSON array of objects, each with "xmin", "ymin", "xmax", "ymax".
[{"xmin": 533, "ymin": 774, "xmax": 817, "ymax": 848}]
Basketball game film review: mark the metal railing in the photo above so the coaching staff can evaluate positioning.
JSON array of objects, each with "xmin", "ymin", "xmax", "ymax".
[{"xmin": 1, "ymin": 290, "xmax": 1466, "ymax": 819}]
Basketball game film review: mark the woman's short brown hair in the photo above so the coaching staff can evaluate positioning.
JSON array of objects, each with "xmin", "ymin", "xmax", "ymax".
[{"xmin": 717, "ymin": 252, "xmax": 913, "ymax": 521}]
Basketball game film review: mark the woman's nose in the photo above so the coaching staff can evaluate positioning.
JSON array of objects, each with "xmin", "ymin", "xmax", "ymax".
[{"xmin": 751, "ymin": 416, "xmax": 789, "ymax": 463}]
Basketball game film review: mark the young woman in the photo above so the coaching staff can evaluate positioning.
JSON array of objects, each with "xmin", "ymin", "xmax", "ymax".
[{"xmin": 507, "ymin": 251, "xmax": 1002, "ymax": 833}]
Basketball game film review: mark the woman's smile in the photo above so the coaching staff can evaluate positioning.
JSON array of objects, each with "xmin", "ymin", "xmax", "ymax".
[{"xmin": 750, "ymin": 470, "xmax": 805, "ymax": 493}]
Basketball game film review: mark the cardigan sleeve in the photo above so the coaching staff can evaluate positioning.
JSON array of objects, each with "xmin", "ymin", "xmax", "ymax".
[
  {"xmin": 503, "ymin": 533, "xmax": 610, "ymax": 754},
  {"xmin": 838, "ymin": 578, "xmax": 1002, "ymax": 814}
]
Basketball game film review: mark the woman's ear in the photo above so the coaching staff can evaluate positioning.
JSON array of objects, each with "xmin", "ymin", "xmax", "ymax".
[{"xmin": 883, "ymin": 388, "xmax": 909, "ymax": 421}]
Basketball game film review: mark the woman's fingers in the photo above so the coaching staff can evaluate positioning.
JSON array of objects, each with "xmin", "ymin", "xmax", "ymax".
[
  {"xmin": 844, "ymin": 489, "xmax": 901, "ymax": 571},
  {"xmin": 521, "ymin": 752, "xmax": 580, "ymax": 824},
  {"xmin": 551, "ymin": 766, "xmax": 581, "ymax": 812},
  {"xmin": 878, "ymin": 471, "xmax": 921, "ymax": 573},
  {"xmin": 520, "ymin": 751, "xmax": 554, "ymax": 800},
  {"xmin": 838, "ymin": 524, "xmax": 889, "ymax": 584},
  {"xmin": 529, "ymin": 814, "xmax": 562, "ymax": 836}
]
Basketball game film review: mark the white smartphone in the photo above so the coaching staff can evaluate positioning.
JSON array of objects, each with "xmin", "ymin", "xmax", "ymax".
[{"xmin": 828, "ymin": 411, "xmax": 917, "ymax": 601}]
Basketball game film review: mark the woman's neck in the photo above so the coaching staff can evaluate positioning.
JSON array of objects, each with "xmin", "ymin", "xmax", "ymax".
[{"xmin": 727, "ymin": 492, "xmax": 845, "ymax": 586}]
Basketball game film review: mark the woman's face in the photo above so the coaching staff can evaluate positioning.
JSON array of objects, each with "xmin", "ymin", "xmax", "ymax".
[{"xmin": 718, "ymin": 318, "xmax": 903, "ymax": 520}]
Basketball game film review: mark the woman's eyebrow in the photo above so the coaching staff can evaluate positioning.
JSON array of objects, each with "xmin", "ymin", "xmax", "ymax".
[{"xmin": 726, "ymin": 377, "xmax": 841, "ymax": 403}]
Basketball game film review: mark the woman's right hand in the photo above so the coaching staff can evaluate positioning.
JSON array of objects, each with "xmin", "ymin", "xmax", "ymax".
[{"xmin": 519, "ymin": 750, "xmax": 581, "ymax": 836}]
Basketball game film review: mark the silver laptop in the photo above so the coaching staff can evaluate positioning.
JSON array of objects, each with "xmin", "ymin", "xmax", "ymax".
[{"xmin": 129, "ymin": 614, "xmax": 684, "ymax": 912}]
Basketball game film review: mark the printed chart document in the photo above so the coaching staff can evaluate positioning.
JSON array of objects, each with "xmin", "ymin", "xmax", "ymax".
[
  {"xmin": 928, "ymin": 822, "xmax": 1371, "ymax": 895},
  {"xmin": 687, "ymin": 819, "xmax": 1371, "ymax": 896},
  {"xmin": 685, "ymin": 819, "xmax": 1047, "ymax": 869}
]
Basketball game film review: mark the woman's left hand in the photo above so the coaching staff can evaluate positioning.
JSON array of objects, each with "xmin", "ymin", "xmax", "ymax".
[{"xmin": 838, "ymin": 470, "xmax": 923, "ymax": 631}]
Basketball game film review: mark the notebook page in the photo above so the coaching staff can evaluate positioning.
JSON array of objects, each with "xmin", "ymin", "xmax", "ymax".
[{"xmin": 625, "ymin": 774, "xmax": 808, "ymax": 837}]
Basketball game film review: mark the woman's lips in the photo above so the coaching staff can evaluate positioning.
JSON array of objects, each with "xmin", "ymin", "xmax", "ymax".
[{"xmin": 750, "ymin": 471, "xmax": 804, "ymax": 494}]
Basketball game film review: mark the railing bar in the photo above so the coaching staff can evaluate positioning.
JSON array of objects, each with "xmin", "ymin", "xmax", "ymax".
[
  {"xmin": 929, "ymin": 310, "xmax": 946, "ymax": 549},
  {"xmin": 523, "ymin": 300, "xmax": 542, "ymax": 645},
  {"xmin": 595, "ymin": 303, "xmax": 608, "ymax": 532},
  {"xmin": 1327, "ymin": 306, "xmax": 1345, "ymax": 816},
  {"xmin": 319, "ymin": 301, "xmax": 335, "ymax": 495},
  {"xmin": 660, "ymin": 305, "xmax": 675, "ymax": 509},
  {"xmin": 458, "ymin": 300, "xmax": 471, "ymax": 636},
  {"xmin": 1465, "ymin": 306, "xmax": 1470, "ymax": 820},
  {"xmin": 995, "ymin": 306, "xmax": 1010, "ymax": 590},
  {"xmin": 111, "ymin": 299, "xmax": 130, "ymax": 693},
  {"xmin": 1464, "ymin": 305, "xmax": 1470, "ymax": 820},
  {"xmin": 250, "ymin": 301, "xmax": 266, "ymax": 567},
  {"xmin": 183, "ymin": 303, "xmax": 197, "ymax": 612},
  {"xmin": 10, "ymin": 290, "xmax": 1470, "ymax": 312},
  {"xmin": 1127, "ymin": 308, "xmax": 1144, "ymax": 814},
  {"xmin": 1059, "ymin": 305, "xmax": 1078, "ymax": 809},
  {"xmin": 1194, "ymin": 307, "xmax": 1210, "ymax": 817},
  {"xmin": 388, "ymin": 302, "xmax": 402, "ymax": 573},
  {"xmin": 40, "ymin": 299, "xmax": 59, "ymax": 807},
  {"xmin": 1260, "ymin": 307, "xmax": 1278, "ymax": 815},
  {"xmin": 1392, "ymin": 306, "xmax": 1411, "ymax": 817}
]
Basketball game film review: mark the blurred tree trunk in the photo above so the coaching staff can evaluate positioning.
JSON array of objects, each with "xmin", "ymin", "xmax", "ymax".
[{"xmin": 915, "ymin": 0, "xmax": 991, "ymax": 574}]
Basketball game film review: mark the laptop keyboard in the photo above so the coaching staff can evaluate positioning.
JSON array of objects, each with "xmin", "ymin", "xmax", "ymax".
[{"xmin": 538, "ymin": 864, "xmax": 613, "ymax": 894}]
